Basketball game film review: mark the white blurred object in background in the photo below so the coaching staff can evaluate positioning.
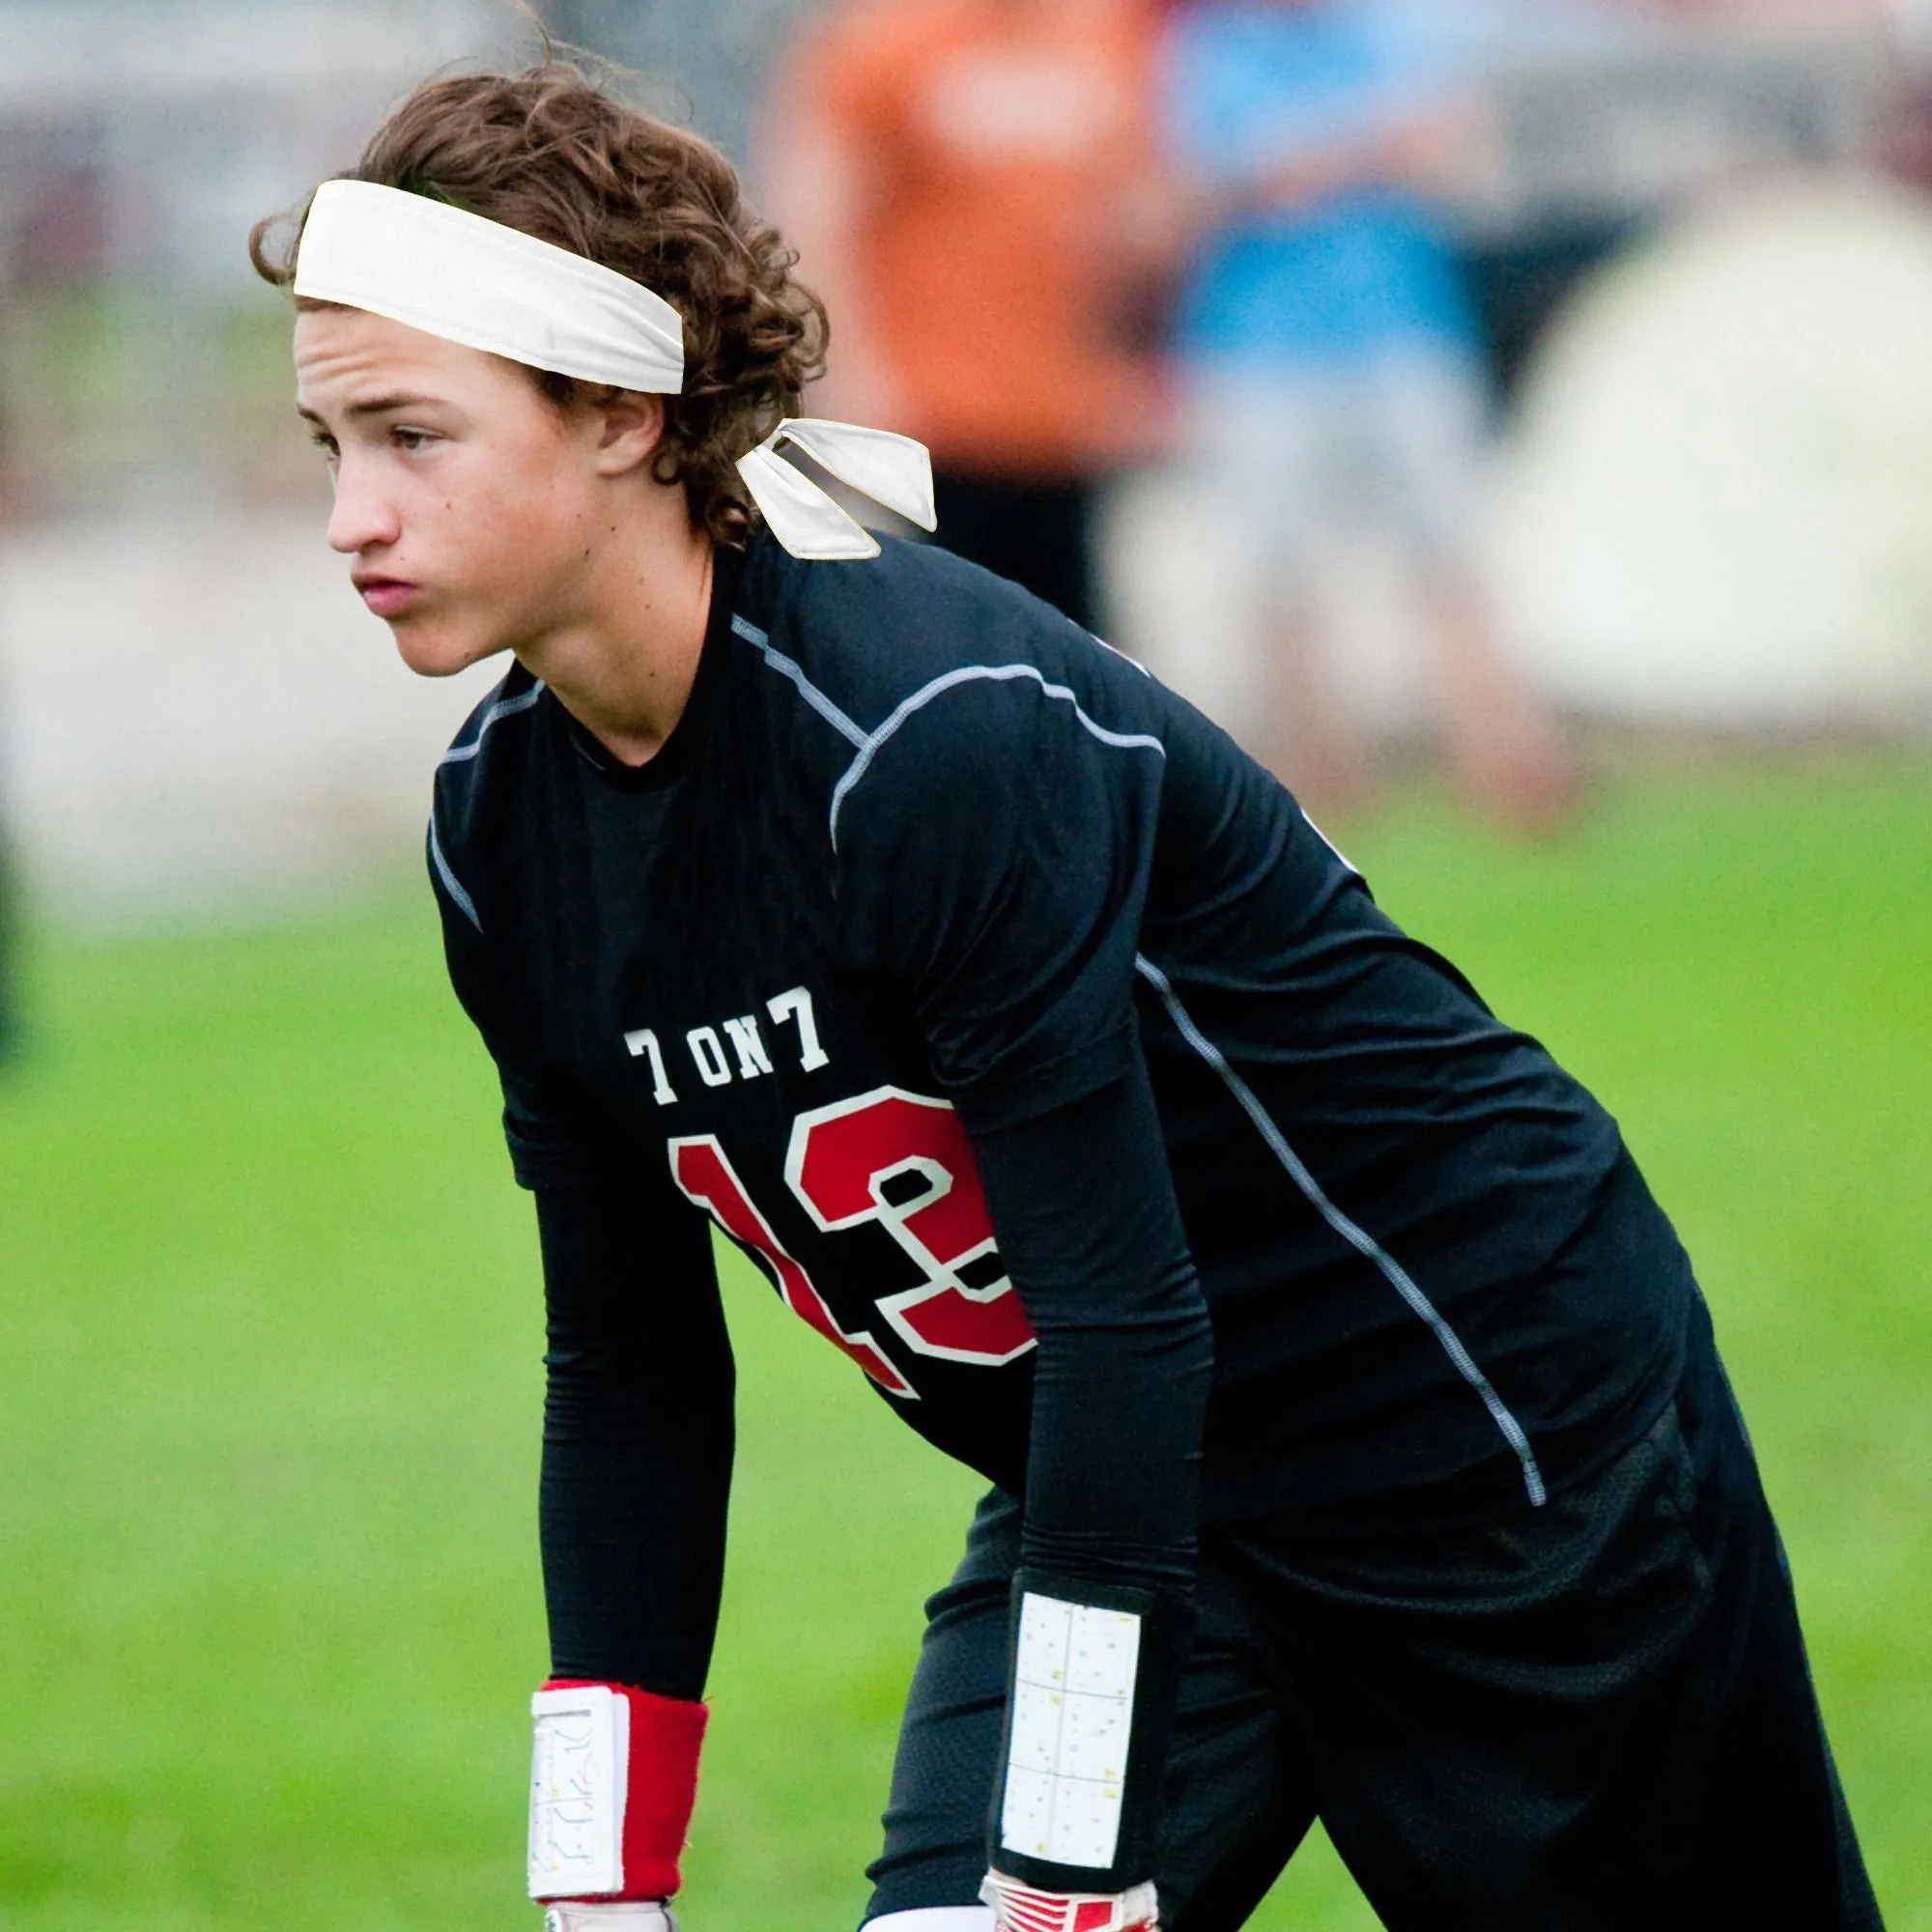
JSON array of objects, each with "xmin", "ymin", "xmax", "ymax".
[
  {"xmin": 1490, "ymin": 175, "xmax": 1932, "ymax": 727},
  {"xmin": 0, "ymin": 0, "xmax": 516, "ymax": 919},
  {"xmin": 0, "ymin": 0, "xmax": 506, "ymax": 290},
  {"xmin": 0, "ymin": 514, "xmax": 503, "ymax": 918}
]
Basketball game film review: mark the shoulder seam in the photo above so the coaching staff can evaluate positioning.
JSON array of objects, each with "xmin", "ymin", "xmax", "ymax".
[
  {"xmin": 440, "ymin": 678, "xmax": 545, "ymax": 766},
  {"xmin": 731, "ymin": 613, "xmax": 867, "ymax": 750},
  {"xmin": 828, "ymin": 664, "xmax": 1165, "ymax": 850}
]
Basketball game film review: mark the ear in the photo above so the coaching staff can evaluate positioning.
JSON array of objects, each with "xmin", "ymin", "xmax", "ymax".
[{"xmin": 591, "ymin": 391, "xmax": 668, "ymax": 478}]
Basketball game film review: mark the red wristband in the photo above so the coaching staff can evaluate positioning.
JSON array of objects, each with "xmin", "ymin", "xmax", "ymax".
[{"xmin": 540, "ymin": 1679, "xmax": 708, "ymax": 1900}]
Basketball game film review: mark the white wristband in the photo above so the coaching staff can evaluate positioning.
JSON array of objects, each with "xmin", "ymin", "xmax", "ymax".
[
  {"xmin": 1002, "ymin": 1593, "xmax": 1143, "ymax": 1870},
  {"xmin": 529, "ymin": 1686, "xmax": 631, "ymax": 1898}
]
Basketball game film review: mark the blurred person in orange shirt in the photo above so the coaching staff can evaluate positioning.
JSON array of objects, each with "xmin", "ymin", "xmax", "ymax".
[{"xmin": 760, "ymin": 0, "xmax": 1171, "ymax": 632}]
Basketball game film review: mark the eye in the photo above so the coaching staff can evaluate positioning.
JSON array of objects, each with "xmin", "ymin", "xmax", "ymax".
[
  {"xmin": 391, "ymin": 425, "xmax": 440, "ymax": 454},
  {"xmin": 308, "ymin": 430, "xmax": 338, "ymax": 461}
]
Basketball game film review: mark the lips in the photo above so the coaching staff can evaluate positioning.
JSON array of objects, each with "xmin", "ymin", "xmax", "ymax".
[{"xmin": 354, "ymin": 575, "xmax": 419, "ymax": 617}]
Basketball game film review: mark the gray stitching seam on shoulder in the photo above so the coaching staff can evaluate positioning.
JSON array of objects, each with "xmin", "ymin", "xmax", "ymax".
[
  {"xmin": 438, "ymin": 679, "xmax": 546, "ymax": 765},
  {"xmin": 427, "ymin": 810, "xmax": 482, "ymax": 933},
  {"xmin": 731, "ymin": 613, "xmax": 867, "ymax": 749},
  {"xmin": 827, "ymin": 664, "xmax": 1167, "ymax": 850},
  {"xmin": 1134, "ymin": 952, "xmax": 1548, "ymax": 1508}
]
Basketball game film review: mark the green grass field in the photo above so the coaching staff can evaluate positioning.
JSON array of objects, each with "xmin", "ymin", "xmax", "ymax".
[{"xmin": 1, "ymin": 753, "xmax": 1926, "ymax": 1930}]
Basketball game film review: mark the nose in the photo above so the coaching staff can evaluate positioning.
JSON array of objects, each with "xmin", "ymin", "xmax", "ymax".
[{"xmin": 326, "ymin": 453, "xmax": 402, "ymax": 556}]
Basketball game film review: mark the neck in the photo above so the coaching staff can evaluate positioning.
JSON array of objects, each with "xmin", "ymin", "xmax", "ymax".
[{"xmin": 518, "ymin": 496, "xmax": 718, "ymax": 768}]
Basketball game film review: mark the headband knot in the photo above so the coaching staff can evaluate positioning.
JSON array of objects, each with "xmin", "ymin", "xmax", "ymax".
[{"xmin": 738, "ymin": 419, "xmax": 937, "ymax": 560}]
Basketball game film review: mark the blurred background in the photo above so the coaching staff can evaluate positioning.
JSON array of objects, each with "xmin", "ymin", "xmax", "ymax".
[{"xmin": 0, "ymin": 2, "xmax": 1926, "ymax": 1928}]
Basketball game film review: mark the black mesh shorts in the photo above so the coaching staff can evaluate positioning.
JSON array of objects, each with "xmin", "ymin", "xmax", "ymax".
[{"xmin": 863, "ymin": 1293, "xmax": 1882, "ymax": 1930}]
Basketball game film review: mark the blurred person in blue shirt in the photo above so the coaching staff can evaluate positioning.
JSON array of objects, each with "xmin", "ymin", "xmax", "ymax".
[
  {"xmin": 1170, "ymin": 2, "xmax": 1474, "ymax": 373},
  {"xmin": 1158, "ymin": 0, "xmax": 1577, "ymax": 828}
]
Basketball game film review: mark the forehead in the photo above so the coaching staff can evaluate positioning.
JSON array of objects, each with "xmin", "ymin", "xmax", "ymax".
[{"xmin": 293, "ymin": 305, "xmax": 519, "ymax": 412}]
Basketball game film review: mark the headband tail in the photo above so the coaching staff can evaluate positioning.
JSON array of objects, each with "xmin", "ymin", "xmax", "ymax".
[
  {"xmin": 736, "ymin": 442, "xmax": 881, "ymax": 560},
  {"xmin": 735, "ymin": 419, "xmax": 938, "ymax": 561},
  {"xmin": 771, "ymin": 419, "xmax": 938, "ymax": 533}
]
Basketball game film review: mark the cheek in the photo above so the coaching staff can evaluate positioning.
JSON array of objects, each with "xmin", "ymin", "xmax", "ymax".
[{"xmin": 456, "ymin": 466, "xmax": 593, "ymax": 598}]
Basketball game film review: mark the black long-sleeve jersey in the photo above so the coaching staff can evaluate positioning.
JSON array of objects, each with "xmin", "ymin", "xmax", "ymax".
[{"xmin": 430, "ymin": 531, "xmax": 1691, "ymax": 1714}]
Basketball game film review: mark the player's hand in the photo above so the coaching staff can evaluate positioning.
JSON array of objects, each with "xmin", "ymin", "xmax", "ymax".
[
  {"xmin": 980, "ymin": 1869, "xmax": 1160, "ymax": 1932},
  {"xmin": 538, "ymin": 1903, "xmax": 675, "ymax": 1932}
]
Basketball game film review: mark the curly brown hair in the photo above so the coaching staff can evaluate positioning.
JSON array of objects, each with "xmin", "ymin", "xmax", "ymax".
[{"xmin": 249, "ymin": 64, "xmax": 828, "ymax": 544}]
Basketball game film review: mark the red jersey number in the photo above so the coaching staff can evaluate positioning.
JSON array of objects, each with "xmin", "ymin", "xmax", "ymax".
[
  {"xmin": 669, "ymin": 1134, "xmax": 916, "ymax": 1398},
  {"xmin": 786, "ymin": 1089, "xmax": 1036, "ymax": 1368},
  {"xmin": 669, "ymin": 1090, "xmax": 1036, "ymax": 1400}
]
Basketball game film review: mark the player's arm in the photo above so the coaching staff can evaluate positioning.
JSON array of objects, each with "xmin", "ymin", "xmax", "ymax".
[
  {"xmin": 428, "ymin": 834, "xmax": 728, "ymax": 1922},
  {"xmin": 837, "ymin": 656, "xmax": 1209, "ymax": 1928},
  {"xmin": 527, "ymin": 1177, "xmax": 732, "ymax": 1919},
  {"xmin": 962, "ymin": 1063, "xmax": 1210, "ymax": 1931}
]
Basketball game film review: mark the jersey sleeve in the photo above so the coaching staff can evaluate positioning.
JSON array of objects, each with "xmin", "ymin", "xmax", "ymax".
[
  {"xmin": 536, "ymin": 1182, "xmax": 734, "ymax": 1700},
  {"xmin": 968, "ymin": 1061, "xmax": 1211, "ymax": 1892},
  {"xmin": 837, "ymin": 665, "xmax": 1210, "ymax": 1892},
  {"xmin": 834, "ymin": 668, "xmax": 1167, "ymax": 1132},
  {"xmin": 427, "ymin": 809, "xmax": 733, "ymax": 1698}
]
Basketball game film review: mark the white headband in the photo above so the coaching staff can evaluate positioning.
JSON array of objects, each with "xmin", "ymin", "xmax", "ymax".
[{"xmin": 293, "ymin": 179, "xmax": 935, "ymax": 560}]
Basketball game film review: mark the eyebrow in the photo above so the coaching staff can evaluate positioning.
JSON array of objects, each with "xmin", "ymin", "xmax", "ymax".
[{"xmin": 296, "ymin": 391, "xmax": 445, "ymax": 426}]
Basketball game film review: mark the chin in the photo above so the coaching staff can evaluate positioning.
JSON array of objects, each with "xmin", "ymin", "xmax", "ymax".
[{"xmin": 390, "ymin": 620, "xmax": 509, "ymax": 680}]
